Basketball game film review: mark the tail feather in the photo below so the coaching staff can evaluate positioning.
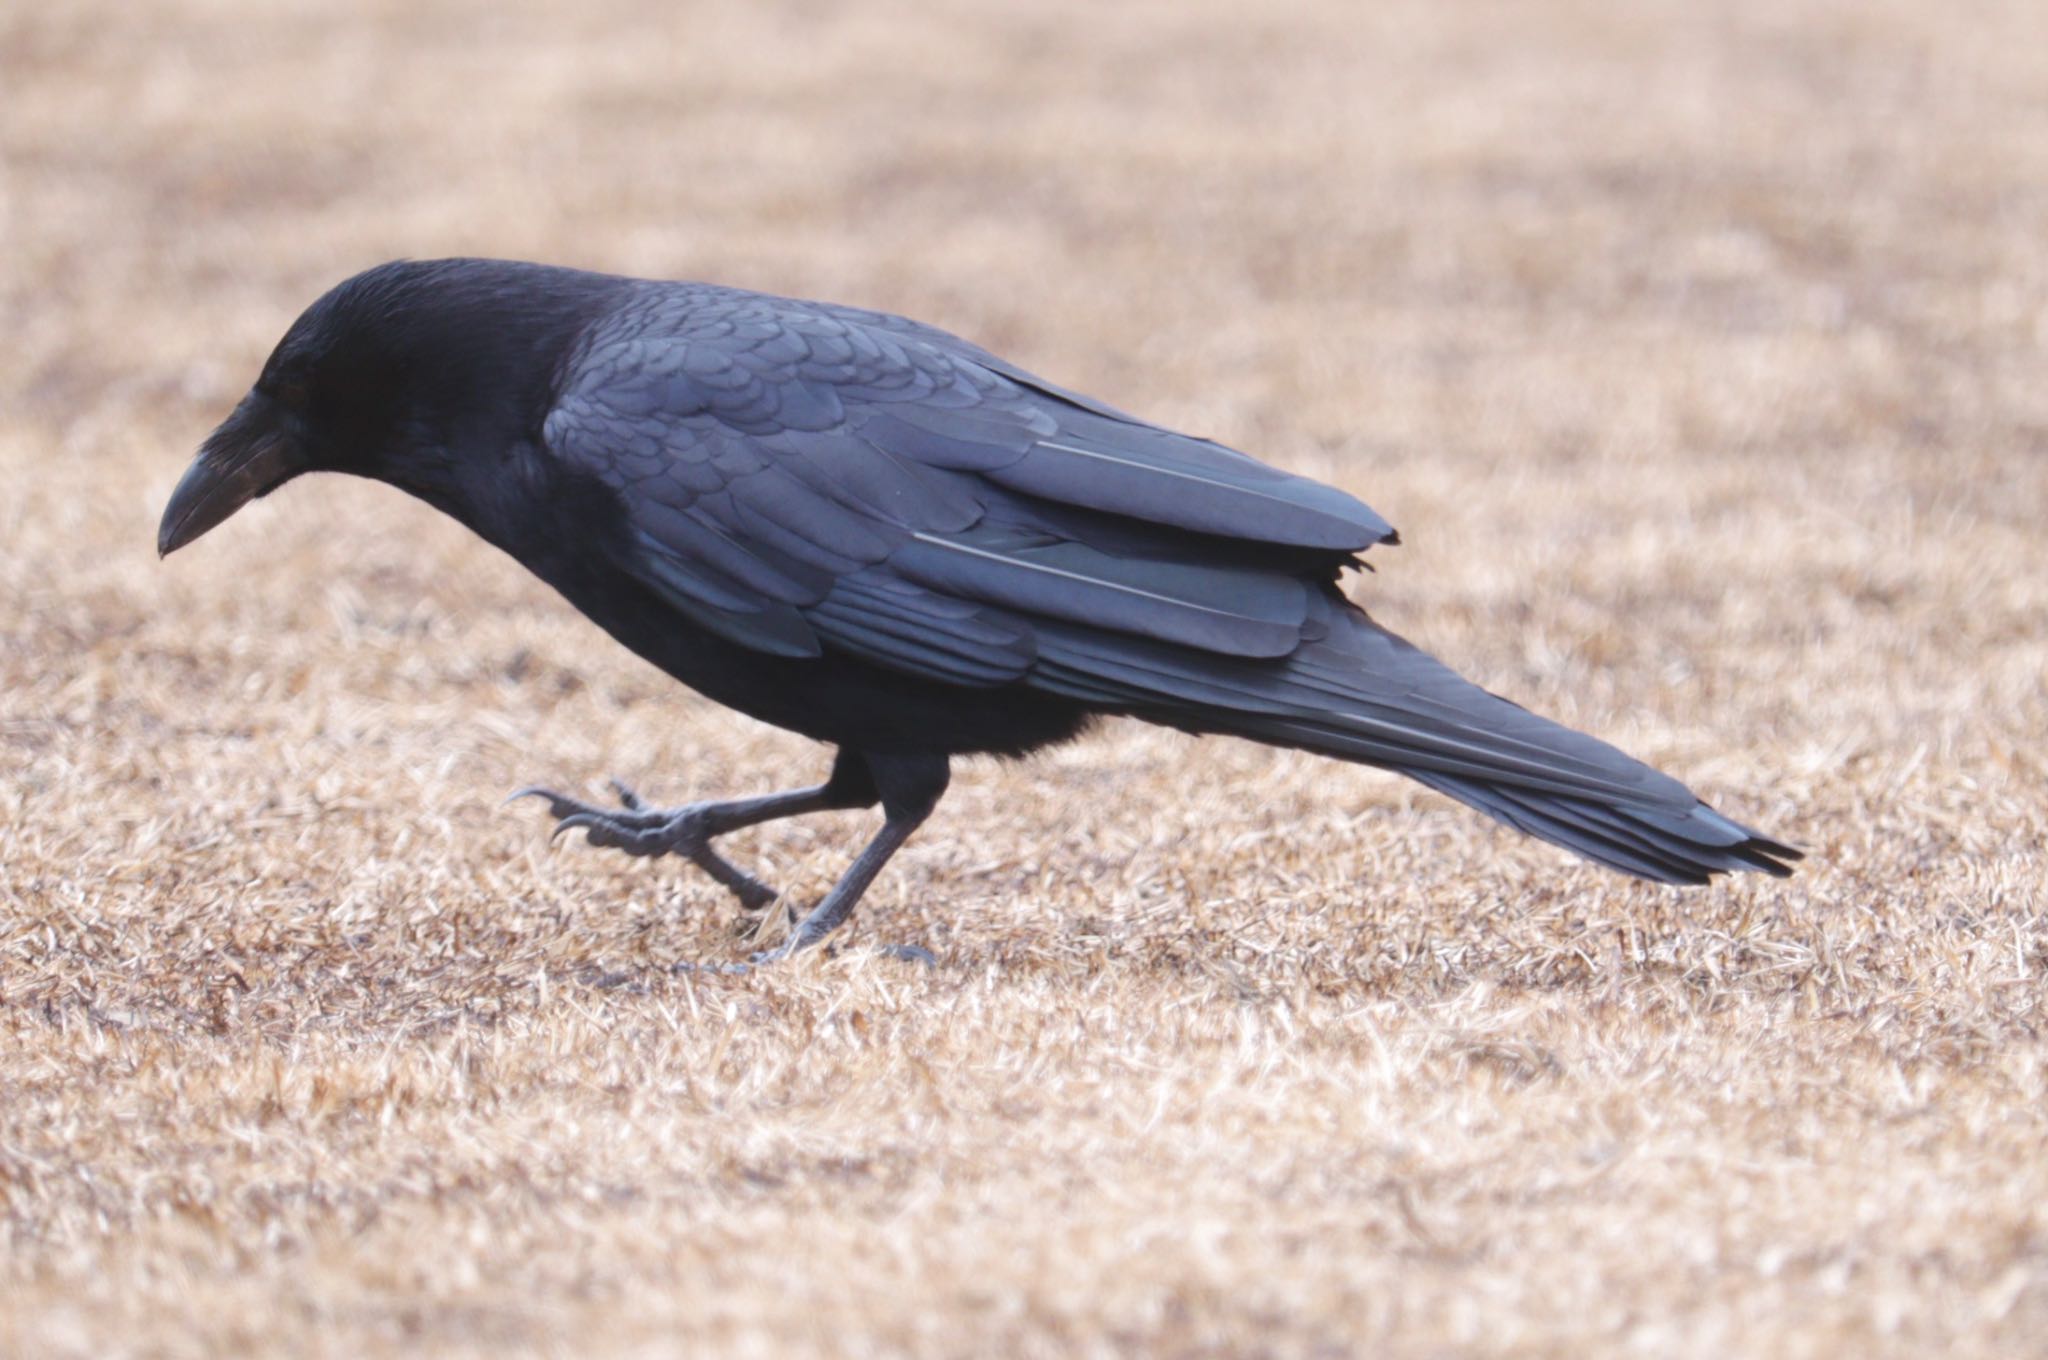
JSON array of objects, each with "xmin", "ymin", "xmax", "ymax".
[
  {"xmin": 1404, "ymin": 771, "xmax": 1797, "ymax": 884},
  {"xmin": 1032, "ymin": 589, "xmax": 1801, "ymax": 885}
]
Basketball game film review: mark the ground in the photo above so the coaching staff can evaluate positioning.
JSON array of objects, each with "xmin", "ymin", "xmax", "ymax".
[{"xmin": 4, "ymin": 1, "xmax": 2046, "ymax": 1355}]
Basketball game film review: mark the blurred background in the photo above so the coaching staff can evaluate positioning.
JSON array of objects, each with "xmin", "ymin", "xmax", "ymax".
[
  {"xmin": 5, "ymin": 1, "xmax": 2046, "ymax": 1355},
  {"xmin": 10, "ymin": 0, "xmax": 2044, "ymax": 724}
]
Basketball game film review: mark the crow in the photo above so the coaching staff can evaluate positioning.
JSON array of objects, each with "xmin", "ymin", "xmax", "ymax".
[{"xmin": 160, "ymin": 258, "xmax": 1798, "ymax": 959}]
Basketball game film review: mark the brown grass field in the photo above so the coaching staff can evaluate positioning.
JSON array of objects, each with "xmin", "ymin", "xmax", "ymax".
[{"xmin": 5, "ymin": 1, "xmax": 2047, "ymax": 1354}]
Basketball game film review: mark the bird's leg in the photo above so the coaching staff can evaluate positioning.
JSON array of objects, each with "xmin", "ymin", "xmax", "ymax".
[
  {"xmin": 752, "ymin": 751, "xmax": 950, "ymax": 962},
  {"xmin": 513, "ymin": 750, "xmax": 879, "ymax": 913}
]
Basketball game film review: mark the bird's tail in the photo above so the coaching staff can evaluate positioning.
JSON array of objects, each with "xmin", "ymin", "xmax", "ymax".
[{"xmin": 1034, "ymin": 590, "xmax": 1799, "ymax": 884}]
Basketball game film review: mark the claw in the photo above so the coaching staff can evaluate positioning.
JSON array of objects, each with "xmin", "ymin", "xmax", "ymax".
[
  {"xmin": 507, "ymin": 776, "xmax": 787, "ymax": 914},
  {"xmin": 550, "ymin": 811, "xmax": 603, "ymax": 846}
]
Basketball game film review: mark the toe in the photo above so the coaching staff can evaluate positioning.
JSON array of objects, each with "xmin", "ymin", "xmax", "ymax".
[
  {"xmin": 508, "ymin": 786, "xmax": 585, "ymax": 820},
  {"xmin": 548, "ymin": 811, "xmax": 605, "ymax": 845}
]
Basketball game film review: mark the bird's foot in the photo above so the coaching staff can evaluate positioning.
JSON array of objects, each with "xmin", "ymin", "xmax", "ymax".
[{"xmin": 510, "ymin": 779, "xmax": 779, "ymax": 913}]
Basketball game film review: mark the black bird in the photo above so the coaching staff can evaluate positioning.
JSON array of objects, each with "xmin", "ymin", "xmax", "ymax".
[{"xmin": 160, "ymin": 259, "xmax": 1798, "ymax": 958}]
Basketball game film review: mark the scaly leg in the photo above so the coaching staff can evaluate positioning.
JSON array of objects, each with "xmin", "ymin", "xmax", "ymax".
[
  {"xmin": 512, "ymin": 749, "xmax": 879, "ymax": 913},
  {"xmin": 752, "ymin": 751, "xmax": 950, "ymax": 961}
]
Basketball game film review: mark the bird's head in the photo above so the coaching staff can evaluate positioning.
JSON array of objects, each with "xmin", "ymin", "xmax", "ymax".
[{"xmin": 159, "ymin": 258, "xmax": 624, "ymax": 556}]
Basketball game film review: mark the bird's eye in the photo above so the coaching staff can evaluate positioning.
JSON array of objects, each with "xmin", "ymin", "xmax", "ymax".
[{"xmin": 273, "ymin": 378, "xmax": 310, "ymax": 408}]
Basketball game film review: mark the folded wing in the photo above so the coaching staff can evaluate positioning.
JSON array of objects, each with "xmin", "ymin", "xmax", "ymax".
[{"xmin": 542, "ymin": 284, "xmax": 1397, "ymax": 681}]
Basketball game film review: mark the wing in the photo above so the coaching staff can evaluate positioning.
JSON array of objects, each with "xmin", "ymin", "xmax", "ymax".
[{"xmin": 541, "ymin": 284, "xmax": 1399, "ymax": 685}]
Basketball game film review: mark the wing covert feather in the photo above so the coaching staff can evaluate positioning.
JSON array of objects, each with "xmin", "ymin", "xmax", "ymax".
[{"xmin": 543, "ymin": 283, "xmax": 1399, "ymax": 678}]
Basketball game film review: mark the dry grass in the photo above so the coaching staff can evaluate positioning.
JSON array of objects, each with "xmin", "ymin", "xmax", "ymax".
[{"xmin": 4, "ymin": 0, "xmax": 2047, "ymax": 1354}]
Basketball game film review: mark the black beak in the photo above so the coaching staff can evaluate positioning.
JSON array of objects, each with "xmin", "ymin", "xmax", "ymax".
[{"xmin": 159, "ymin": 393, "xmax": 303, "ymax": 557}]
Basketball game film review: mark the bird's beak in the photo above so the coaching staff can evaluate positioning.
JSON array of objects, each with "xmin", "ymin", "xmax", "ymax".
[{"xmin": 158, "ymin": 392, "xmax": 303, "ymax": 557}]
